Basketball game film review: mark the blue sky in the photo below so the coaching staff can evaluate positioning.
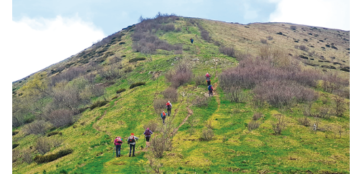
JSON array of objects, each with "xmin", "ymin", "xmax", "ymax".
[{"xmin": 11, "ymin": 0, "xmax": 350, "ymax": 81}]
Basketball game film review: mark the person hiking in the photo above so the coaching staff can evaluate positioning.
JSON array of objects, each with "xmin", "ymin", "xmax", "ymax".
[
  {"xmin": 208, "ymin": 84, "xmax": 213, "ymax": 97},
  {"xmin": 166, "ymin": 101, "xmax": 172, "ymax": 116},
  {"xmin": 127, "ymin": 133, "xmax": 139, "ymax": 157},
  {"xmin": 161, "ymin": 111, "xmax": 167, "ymax": 124},
  {"xmin": 190, "ymin": 38, "xmax": 194, "ymax": 44},
  {"xmin": 114, "ymin": 136, "xmax": 123, "ymax": 157},
  {"xmin": 143, "ymin": 128, "xmax": 153, "ymax": 147},
  {"xmin": 205, "ymin": 72, "xmax": 211, "ymax": 86}
]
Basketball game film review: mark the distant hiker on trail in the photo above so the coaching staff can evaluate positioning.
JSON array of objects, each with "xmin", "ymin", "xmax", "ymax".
[
  {"xmin": 208, "ymin": 84, "xmax": 213, "ymax": 97},
  {"xmin": 127, "ymin": 133, "xmax": 139, "ymax": 157},
  {"xmin": 143, "ymin": 128, "xmax": 153, "ymax": 147},
  {"xmin": 205, "ymin": 72, "xmax": 211, "ymax": 86},
  {"xmin": 166, "ymin": 101, "xmax": 172, "ymax": 116},
  {"xmin": 190, "ymin": 38, "xmax": 194, "ymax": 44},
  {"xmin": 161, "ymin": 111, "xmax": 167, "ymax": 124},
  {"xmin": 114, "ymin": 137, "xmax": 123, "ymax": 157}
]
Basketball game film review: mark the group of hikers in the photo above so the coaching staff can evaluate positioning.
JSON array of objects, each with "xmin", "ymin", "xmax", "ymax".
[
  {"xmin": 113, "ymin": 73, "xmax": 212, "ymax": 157},
  {"xmin": 113, "ymin": 128, "xmax": 153, "ymax": 157}
]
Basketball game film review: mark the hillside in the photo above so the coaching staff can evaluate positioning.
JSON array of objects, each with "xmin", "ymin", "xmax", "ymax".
[{"xmin": 12, "ymin": 14, "xmax": 350, "ymax": 174}]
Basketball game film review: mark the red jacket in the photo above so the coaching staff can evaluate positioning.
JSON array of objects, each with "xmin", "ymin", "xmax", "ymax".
[{"xmin": 114, "ymin": 138, "xmax": 122, "ymax": 146}]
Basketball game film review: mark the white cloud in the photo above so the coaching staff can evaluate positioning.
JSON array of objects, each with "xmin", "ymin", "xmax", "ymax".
[
  {"xmin": 11, "ymin": 15, "xmax": 106, "ymax": 81},
  {"xmin": 269, "ymin": 0, "xmax": 349, "ymax": 30}
]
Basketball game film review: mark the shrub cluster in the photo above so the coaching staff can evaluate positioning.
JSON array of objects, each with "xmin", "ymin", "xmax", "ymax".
[
  {"xmin": 129, "ymin": 82, "xmax": 146, "ymax": 89},
  {"xmin": 129, "ymin": 58, "xmax": 146, "ymax": 62},
  {"xmin": 143, "ymin": 120, "xmax": 159, "ymax": 132},
  {"xmin": 23, "ymin": 120, "xmax": 49, "ymax": 135},
  {"xmin": 153, "ymin": 99, "xmax": 167, "ymax": 114},
  {"xmin": 116, "ymin": 88, "xmax": 126, "ymax": 94},
  {"xmin": 34, "ymin": 149, "xmax": 73, "ymax": 164},
  {"xmin": 197, "ymin": 23, "xmax": 211, "ymax": 42},
  {"xmin": 248, "ymin": 121, "xmax": 260, "ymax": 131},
  {"xmin": 44, "ymin": 109, "xmax": 74, "ymax": 128},
  {"xmin": 132, "ymin": 13, "xmax": 182, "ymax": 54},
  {"xmin": 36, "ymin": 137, "xmax": 51, "ymax": 155},
  {"xmin": 90, "ymin": 100, "xmax": 109, "ymax": 110},
  {"xmin": 50, "ymin": 66, "xmax": 86, "ymax": 86},
  {"xmin": 12, "ymin": 131, "xmax": 19, "ymax": 136},
  {"xmin": 165, "ymin": 63, "xmax": 192, "ymax": 88},
  {"xmin": 219, "ymin": 52, "xmax": 324, "ymax": 107},
  {"xmin": 193, "ymin": 74, "xmax": 206, "ymax": 86},
  {"xmin": 192, "ymin": 96, "xmax": 211, "ymax": 107},
  {"xmin": 252, "ymin": 113, "xmax": 263, "ymax": 121},
  {"xmin": 161, "ymin": 87, "xmax": 178, "ymax": 102}
]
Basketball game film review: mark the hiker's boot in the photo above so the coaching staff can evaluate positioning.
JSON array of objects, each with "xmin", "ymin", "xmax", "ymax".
[
  {"xmin": 129, "ymin": 154, "xmax": 131, "ymax": 157},
  {"xmin": 133, "ymin": 154, "xmax": 136, "ymax": 157},
  {"xmin": 119, "ymin": 154, "xmax": 120, "ymax": 157}
]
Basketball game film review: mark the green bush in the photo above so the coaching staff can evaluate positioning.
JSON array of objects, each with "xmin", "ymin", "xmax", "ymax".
[
  {"xmin": 129, "ymin": 82, "xmax": 145, "ymax": 89},
  {"xmin": 90, "ymin": 100, "xmax": 109, "ymax": 110},
  {"xmin": 12, "ymin": 143, "xmax": 19, "ymax": 149},
  {"xmin": 47, "ymin": 131, "xmax": 62, "ymax": 137},
  {"xmin": 34, "ymin": 149, "xmax": 73, "ymax": 164},
  {"xmin": 116, "ymin": 88, "xmax": 126, "ymax": 94},
  {"xmin": 129, "ymin": 57, "xmax": 146, "ymax": 62}
]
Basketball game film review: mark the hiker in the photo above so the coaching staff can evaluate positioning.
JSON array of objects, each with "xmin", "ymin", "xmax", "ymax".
[
  {"xmin": 114, "ymin": 136, "xmax": 123, "ymax": 157},
  {"xmin": 208, "ymin": 84, "xmax": 213, "ymax": 97},
  {"xmin": 127, "ymin": 133, "xmax": 139, "ymax": 157},
  {"xmin": 161, "ymin": 111, "xmax": 167, "ymax": 124},
  {"xmin": 205, "ymin": 72, "xmax": 211, "ymax": 86},
  {"xmin": 143, "ymin": 128, "xmax": 153, "ymax": 147},
  {"xmin": 190, "ymin": 38, "xmax": 194, "ymax": 44},
  {"xmin": 166, "ymin": 101, "xmax": 172, "ymax": 116}
]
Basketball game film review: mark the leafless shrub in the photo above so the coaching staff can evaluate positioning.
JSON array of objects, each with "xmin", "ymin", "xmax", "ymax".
[
  {"xmin": 297, "ymin": 117, "xmax": 310, "ymax": 127},
  {"xmin": 333, "ymin": 96, "xmax": 346, "ymax": 117},
  {"xmin": 98, "ymin": 63, "xmax": 122, "ymax": 80},
  {"xmin": 50, "ymin": 66, "xmax": 86, "ymax": 86},
  {"xmin": 23, "ymin": 120, "xmax": 49, "ymax": 135},
  {"xmin": 235, "ymin": 51, "xmax": 251, "ymax": 61},
  {"xmin": 109, "ymin": 56, "xmax": 121, "ymax": 64},
  {"xmin": 162, "ymin": 87, "xmax": 178, "ymax": 102},
  {"xmin": 201, "ymin": 128, "xmax": 214, "ymax": 141},
  {"xmin": 44, "ymin": 109, "xmax": 74, "ymax": 128},
  {"xmin": 153, "ymin": 99, "xmax": 167, "ymax": 114},
  {"xmin": 193, "ymin": 74, "xmax": 206, "ymax": 86},
  {"xmin": 266, "ymin": 36, "xmax": 273, "ymax": 40},
  {"xmin": 299, "ymin": 45, "xmax": 309, "ymax": 52},
  {"xmin": 320, "ymin": 93, "xmax": 329, "ymax": 104},
  {"xmin": 197, "ymin": 23, "xmax": 211, "ymax": 42},
  {"xmin": 322, "ymin": 73, "xmax": 349, "ymax": 94},
  {"xmin": 36, "ymin": 137, "xmax": 51, "ymax": 155},
  {"xmin": 219, "ymin": 46, "xmax": 236, "ymax": 57},
  {"xmin": 318, "ymin": 107, "xmax": 330, "ymax": 119},
  {"xmin": 192, "ymin": 96, "xmax": 211, "ymax": 107},
  {"xmin": 253, "ymin": 80, "xmax": 317, "ymax": 108},
  {"xmin": 150, "ymin": 136, "xmax": 166, "ymax": 158},
  {"xmin": 271, "ymin": 114, "xmax": 286, "ymax": 135},
  {"xmin": 52, "ymin": 86, "xmax": 83, "ymax": 110},
  {"xmin": 290, "ymin": 26, "xmax": 297, "ymax": 30},
  {"xmin": 22, "ymin": 150, "xmax": 33, "ymax": 164},
  {"xmin": 260, "ymin": 39, "xmax": 267, "ymax": 44},
  {"xmin": 252, "ymin": 113, "xmax": 263, "ymax": 120},
  {"xmin": 143, "ymin": 120, "xmax": 159, "ymax": 132},
  {"xmin": 248, "ymin": 120, "xmax": 260, "ymax": 131},
  {"xmin": 165, "ymin": 63, "xmax": 192, "ymax": 88},
  {"xmin": 223, "ymin": 86, "xmax": 246, "ymax": 103}
]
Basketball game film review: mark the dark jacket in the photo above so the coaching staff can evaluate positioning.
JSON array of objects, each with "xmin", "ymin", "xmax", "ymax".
[{"xmin": 144, "ymin": 130, "xmax": 153, "ymax": 137}]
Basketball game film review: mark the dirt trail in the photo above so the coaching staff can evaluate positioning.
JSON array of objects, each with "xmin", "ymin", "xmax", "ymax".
[
  {"xmin": 172, "ymin": 104, "xmax": 193, "ymax": 136},
  {"xmin": 92, "ymin": 111, "xmax": 107, "ymax": 131},
  {"xmin": 196, "ymin": 45, "xmax": 201, "ymax": 54}
]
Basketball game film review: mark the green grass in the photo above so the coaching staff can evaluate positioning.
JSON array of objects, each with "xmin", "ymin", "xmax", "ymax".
[{"xmin": 12, "ymin": 17, "xmax": 349, "ymax": 174}]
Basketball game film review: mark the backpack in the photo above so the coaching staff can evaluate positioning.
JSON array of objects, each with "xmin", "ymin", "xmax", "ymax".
[
  {"xmin": 167, "ymin": 103, "xmax": 172, "ymax": 109},
  {"xmin": 162, "ymin": 112, "xmax": 166, "ymax": 117},
  {"xmin": 128, "ymin": 137, "xmax": 135, "ymax": 144},
  {"xmin": 208, "ymin": 85, "xmax": 212, "ymax": 91},
  {"xmin": 145, "ymin": 130, "xmax": 151, "ymax": 136}
]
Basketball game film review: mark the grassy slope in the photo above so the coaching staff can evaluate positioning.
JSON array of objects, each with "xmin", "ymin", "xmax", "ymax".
[{"xmin": 12, "ymin": 18, "xmax": 349, "ymax": 174}]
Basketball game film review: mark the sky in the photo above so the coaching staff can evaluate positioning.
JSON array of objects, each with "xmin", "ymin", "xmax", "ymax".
[{"xmin": 11, "ymin": 0, "xmax": 350, "ymax": 81}]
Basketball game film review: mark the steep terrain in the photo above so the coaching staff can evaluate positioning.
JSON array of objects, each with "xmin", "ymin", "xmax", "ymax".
[{"xmin": 12, "ymin": 15, "xmax": 350, "ymax": 174}]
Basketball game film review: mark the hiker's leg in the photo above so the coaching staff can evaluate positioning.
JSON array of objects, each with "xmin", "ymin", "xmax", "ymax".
[
  {"xmin": 116, "ymin": 145, "xmax": 119, "ymax": 157},
  {"xmin": 129, "ymin": 144, "xmax": 132, "ymax": 156},
  {"xmin": 133, "ymin": 144, "xmax": 136, "ymax": 156},
  {"xmin": 118, "ymin": 145, "xmax": 121, "ymax": 156}
]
